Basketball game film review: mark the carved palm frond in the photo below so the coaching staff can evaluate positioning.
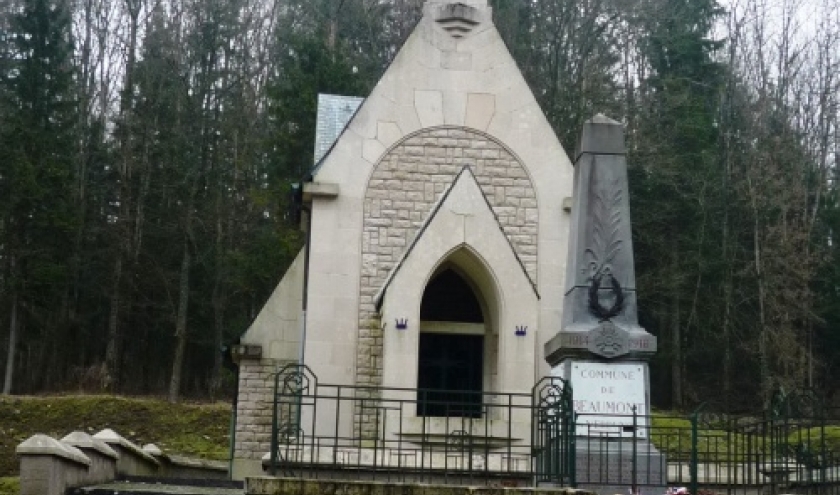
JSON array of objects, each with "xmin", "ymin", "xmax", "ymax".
[{"xmin": 585, "ymin": 177, "xmax": 623, "ymax": 279}]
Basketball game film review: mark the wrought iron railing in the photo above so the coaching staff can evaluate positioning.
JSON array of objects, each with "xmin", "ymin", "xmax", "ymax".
[
  {"xmin": 267, "ymin": 364, "xmax": 574, "ymax": 486},
  {"xmin": 267, "ymin": 367, "xmax": 840, "ymax": 494}
]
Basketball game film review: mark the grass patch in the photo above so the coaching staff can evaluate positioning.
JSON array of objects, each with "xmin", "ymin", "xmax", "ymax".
[
  {"xmin": 789, "ymin": 425, "xmax": 840, "ymax": 451},
  {"xmin": 650, "ymin": 414, "xmax": 752, "ymax": 462},
  {"xmin": 0, "ymin": 395, "xmax": 231, "ymax": 478},
  {"xmin": 0, "ymin": 477, "xmax": 19, "ymax": 495},
  {"xmin": 649, "ymin": 415, "xmax": 840, "ymax": 463}
]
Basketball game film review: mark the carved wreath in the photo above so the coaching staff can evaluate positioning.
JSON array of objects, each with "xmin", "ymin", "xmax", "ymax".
[{"xmin": 588, "ymin": 274, "xmax": 624, "ymax": 321}]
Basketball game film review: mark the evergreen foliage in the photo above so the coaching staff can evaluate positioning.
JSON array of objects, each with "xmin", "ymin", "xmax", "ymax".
[
  {"xmin": 1, "ymin": 0, "xmax": 78, "ymax": 393},
  {"xmin": 0, "ymin": 0, "xmax": 836, "ymax": 409}
]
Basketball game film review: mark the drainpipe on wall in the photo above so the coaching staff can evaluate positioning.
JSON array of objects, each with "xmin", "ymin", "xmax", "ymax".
[
  {"xmin": 294, "ymin": 187, "xmax": 313, "ymax": 440},
  {"xmin": 298, "ymin": 206, "xmax": 312, "ymax": 367},
  {"xmin": 295, "ymin": 181, "xmax": 312, "ymax": 368}
]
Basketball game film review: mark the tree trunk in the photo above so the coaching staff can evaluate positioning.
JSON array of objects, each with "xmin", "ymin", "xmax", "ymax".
[
  {"xmin": 3, "ymin": 290, "xmax": 19, "ymax": 395},
  {"xmin": 210, "ymin": 282, "xmax": 225, "ymax": 399},
  {"xmin": 104, "ymin": 0, "xmax": 141, "ymax": 391},
  {"xmin": 168, "ymin": 239, "xmax": 191, "ymax": 403},
  {"xmin": 210, "ymin": 211, "xmax": 226, "ymax": 399},
  {"xmin": 754, "ymin": 214, "xmax": 771, "ymax": 406},
  {"xmin": 721, "ymin": 136, "xmax": 732, "ymax": 407},
  {"xmin": 104, "ymin": 256, "xmax": 122, "ymax": 390},
  {"xmin": 722, "ymin": 260, "xmax": 733, "ymax": 408},
  {"xmin": 670, "ymin": 240, "xmax": 683, "ymax": 408},
  {"xmin": 327, "ymin": 0, "xmax": 346, "ymax": 51}
]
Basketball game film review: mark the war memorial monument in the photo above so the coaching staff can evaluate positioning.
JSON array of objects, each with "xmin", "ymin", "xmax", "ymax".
[{"xmin": 545, "ymin": 116, "xmax": 664, "ymax": 494}]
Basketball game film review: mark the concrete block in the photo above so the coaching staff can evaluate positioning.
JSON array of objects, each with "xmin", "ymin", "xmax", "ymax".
[
  {"xmin": 17, "ymin": 434, "xmax": 91, "ymax": 495},
  {"xmin": 61, "ymin": 431, "xmax": 118, "ymax": 485},
  {"xmin": 93, "ymin": 428, "xmax": 160, "ymax": 477}
]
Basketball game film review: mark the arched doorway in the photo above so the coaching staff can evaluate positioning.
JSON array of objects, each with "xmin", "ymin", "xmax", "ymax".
[{"xmin": 417, "ymin": 266, "xmax": 494, "ymax": 418}]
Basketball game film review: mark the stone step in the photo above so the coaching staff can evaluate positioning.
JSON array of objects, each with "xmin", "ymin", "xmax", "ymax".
[{"xmin": 67, "ymin": 476, "xmax": 244, "ymax": 495}]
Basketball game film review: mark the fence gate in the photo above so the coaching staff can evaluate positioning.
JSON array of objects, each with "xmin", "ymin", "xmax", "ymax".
[
  {"xmin": 531, "ymin": 375, "xmax": 575, "ymax": 486},
  {"xmin": 269, "ymin": 363, "xmax": 317, "ymax": 477}
]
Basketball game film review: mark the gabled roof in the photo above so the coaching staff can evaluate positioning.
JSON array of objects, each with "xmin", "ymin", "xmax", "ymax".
[{"xmin": 374, "ymin": 166, "xmax": 539, "ymax": 310}]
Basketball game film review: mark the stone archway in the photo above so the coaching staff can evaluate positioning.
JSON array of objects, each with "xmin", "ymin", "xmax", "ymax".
[
  {"xmin": 374, "ymin": 168, "xmax": 539, "ymax": 445},
  {"xmin": 358, "ymin": 126, "xmax": 538, "ymax": 391}
]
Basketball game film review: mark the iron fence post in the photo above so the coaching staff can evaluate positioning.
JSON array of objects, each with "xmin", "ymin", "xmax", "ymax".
[
  {"xmin": 228, "ymin": 394, "xmax": 237, "ymax": 479},
  {"xmin": 568, "ymin": 409, "xmax": 576, "ymax": 487},
  {"xmin": 690, "ymin": 410, "xmax": 699, "ymax": 495},
  {"xmin": 820, "ymin": 411, "xmax": 827, "ymax": 485},
  {"xmin": 270, "ymin": 370, "xmax": 280, "ymax": 476},
  {"xmin": 632, "ymin": 406, "xmax": 638, "ymax": 495}
]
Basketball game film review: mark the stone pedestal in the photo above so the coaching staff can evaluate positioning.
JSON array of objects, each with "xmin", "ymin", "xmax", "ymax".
[
  {"xmin": 553, "ymin": 360, "xmax": 666, "ymax": 495},
  {"xmin": 573, "ymin": 438, "xmax": 666, "ymax": 495}
]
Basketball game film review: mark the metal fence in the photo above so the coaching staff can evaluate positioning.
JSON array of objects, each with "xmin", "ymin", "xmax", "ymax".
[
  {"xmin": 267, "ymin": 365, "xmax": 840, "ymax": 494},
  {"xmin": 267, "ymin": 364, "xmax": 574, "ymax": 486},
  {"xmin": 567, "ymin": 402, "xmax": 840, "ymax": 495}
]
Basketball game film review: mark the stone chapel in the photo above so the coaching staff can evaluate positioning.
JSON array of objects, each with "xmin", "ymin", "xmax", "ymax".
[{"xmin": 230, "ymin": 0, "xmax": 575, "ymax": 479}]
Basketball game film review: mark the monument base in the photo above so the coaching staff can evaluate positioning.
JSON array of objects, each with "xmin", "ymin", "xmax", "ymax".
[
  {"xmin": 574, "ymin": 437, "xmax": 667, "ymax": 495},
  {"xmin": 547, "ymin": 360, "xmax": 665, "ymax": 494}
]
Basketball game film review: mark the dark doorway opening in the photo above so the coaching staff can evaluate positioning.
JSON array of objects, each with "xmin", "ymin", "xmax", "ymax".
[
  {"xmin": 417, "ymin": 333, "xmax": 484, "ymax": 417},
  {"xmin": 418, "ymin": 268, "xmax": 487, "ymax": 418}
]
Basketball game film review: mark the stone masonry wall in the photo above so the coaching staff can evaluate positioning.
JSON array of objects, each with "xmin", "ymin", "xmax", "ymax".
[
  {"xmin": 234, "ymin": 358, "xmax": 295, "ymax": 460},
  {"xmin": 355, "ymin": 126, "xmax": 538, "ymax": 399}
]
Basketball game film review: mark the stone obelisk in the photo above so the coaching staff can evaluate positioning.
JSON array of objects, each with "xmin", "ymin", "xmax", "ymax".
[{"xmin": 545, "ymin": 115, "xmax": 664, "ymax": 495}]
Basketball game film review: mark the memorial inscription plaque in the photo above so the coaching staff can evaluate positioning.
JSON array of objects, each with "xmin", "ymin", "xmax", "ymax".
[{"xmin": 569, "ymin": 361, "xmax": 647, "ymax": 437}]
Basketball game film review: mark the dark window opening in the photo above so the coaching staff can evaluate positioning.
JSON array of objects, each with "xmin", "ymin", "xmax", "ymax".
[{"xmin": 417, "ymin": 333, "xmax": 484, "ymax": 417}]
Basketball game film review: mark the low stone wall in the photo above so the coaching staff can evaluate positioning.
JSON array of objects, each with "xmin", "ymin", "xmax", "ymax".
[
  {"xmin": 246, "ymin": 477, "xmax": 594, "ymax": 495},
  {"xmin": 61, "ymin": 431, "xmax": 119, "ymax": 485},
  {"xmin": 16, "ymin": 428, "xmax": 226, "ymax": 495},
  {"xmin": 233, "ymin": 356, "xmax": 297, "ymax": 479},
  {"xmin": 143, "ymin": 443, "xmax": 228, "ymax": 480},
  {"xmin": 17, "ymin": 434, "xmax": 92, "ymax": 495},
  {"xmin": 93, "ymin": 428, "xmax": 160, "ymax": 477}
]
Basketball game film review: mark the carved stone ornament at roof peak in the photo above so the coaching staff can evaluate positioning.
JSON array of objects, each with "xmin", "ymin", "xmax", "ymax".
[
  {"xmin": 434, "ymin": 3, "xmax": 482, "ymax": 39},
  {"xmin": 426, "ymin": 0, "xmax": 488, "ymax": 6}
]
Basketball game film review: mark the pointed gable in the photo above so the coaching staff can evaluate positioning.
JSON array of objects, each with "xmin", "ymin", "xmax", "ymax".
[
  {"xmin": 311, "ymin": 0, "xmax": 572, "ymax": 187},
  {"xmin": 375, "ymin": 166, "xmax": 538, "ymax": 310}
]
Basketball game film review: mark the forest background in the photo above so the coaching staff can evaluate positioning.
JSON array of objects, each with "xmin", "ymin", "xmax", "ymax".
[{"xmin": 0, "ymin": 0, "xmax": 838, "ymax": 411}]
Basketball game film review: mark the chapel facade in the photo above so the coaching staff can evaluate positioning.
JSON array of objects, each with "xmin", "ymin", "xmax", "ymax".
[{"xmin": 230, "ymin": 0, "xmax": 574, "ymax": 479}]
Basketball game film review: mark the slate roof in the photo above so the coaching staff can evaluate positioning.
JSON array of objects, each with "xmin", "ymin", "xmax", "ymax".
[{"xmin": 313, "ymin": 94, "xmax": 364, "ymax": 166}]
